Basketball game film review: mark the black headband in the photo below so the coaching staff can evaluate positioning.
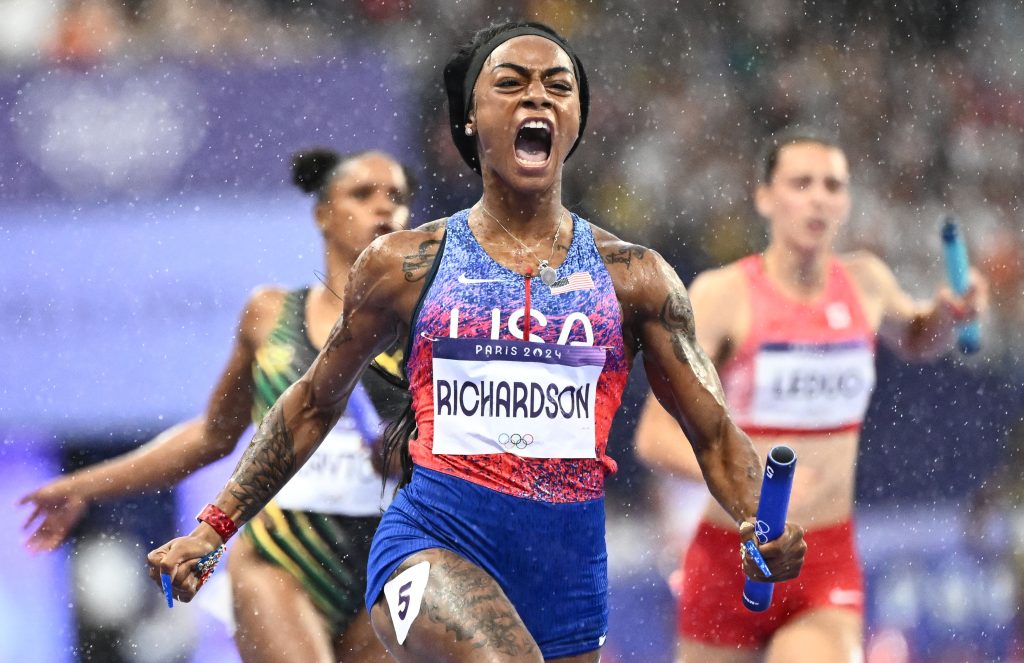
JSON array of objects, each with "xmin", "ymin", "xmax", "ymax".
[{"xmin": 461, "ymin": 26, "xmax": 580, "ymax": 117}]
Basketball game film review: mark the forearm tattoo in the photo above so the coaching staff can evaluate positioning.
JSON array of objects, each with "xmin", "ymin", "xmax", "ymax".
[
  {"xmin": 421, "ymin": 555, "xmax": 539, "ymax": 656},
  {"xmin": 227, "ymin": 402, "xmax": 296, "ymax": 522},
  {"xmin": 659, "ymin": 287, "xmax": 726, "ymax": 407},
  {"xmin": 226, "ymin": 316, "xmax": 355, "ymax": 521},
  {"xmin": 603, "ymin": 244, "xmax": 647, "ymax": 269},
  {"xmin": 402, "ymin": 239, "xmax": 440, "ymax": 282},
  {"xmin": 660, "ymin": 290, "xmax": 758, "ymax": 517}
]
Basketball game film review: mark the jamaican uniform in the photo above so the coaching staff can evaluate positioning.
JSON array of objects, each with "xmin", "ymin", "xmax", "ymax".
[{"xmin": 244, "ymin": 287, "xmax": 408, "ymax": 632}]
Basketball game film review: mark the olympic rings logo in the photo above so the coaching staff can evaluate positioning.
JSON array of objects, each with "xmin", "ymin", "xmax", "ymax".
[
  {"xmin": 755, "ymin": 520, "xmax": 771, "ymax": 544},
  {"xmin": 498, "ymin": 433, "xmax": 535, "ymax": 450}
]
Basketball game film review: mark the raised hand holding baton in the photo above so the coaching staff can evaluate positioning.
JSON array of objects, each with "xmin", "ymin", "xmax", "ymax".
[
  {"xmin": 940, "ymin": 216, "xmax": 981, "ymax": 355},
  {"xmin": 742, "ymin": 445, "xmax": 797, "ymax": 612}
]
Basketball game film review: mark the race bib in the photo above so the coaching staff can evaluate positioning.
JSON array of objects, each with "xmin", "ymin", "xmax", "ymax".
[
  {"xmin": 431, "ymin": 337, "xmax": 606, "ymax": 458},
  {"xmin": 275, "ymin": 418, "xmax": 392, "ymax": 515},
  {"xmin": 749, "ymin": 340, "xmax": 876, "ymax": 430}
]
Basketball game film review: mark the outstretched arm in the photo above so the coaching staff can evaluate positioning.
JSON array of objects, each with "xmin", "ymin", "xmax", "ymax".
[
  {"xmin": 612, "ymin": 245, "xmax": 804, "ymax": 581},
  {"xmin": 631, "ymin": 258, "xmax": 759, "ymax": 526},
  {"xmin": 633, "ymin": 269, "xmax": 736, "ymax": 482},
  {"xmin": 18, "ymin": 290, "xmax": 272, "ymax": 552},
  {"xmin": 857, "ymin": 252, "xmax": 988, "ymax": 360},
  {"xmin": 148, "ymin": 233, "xmax": 418, "ymax": 600}
]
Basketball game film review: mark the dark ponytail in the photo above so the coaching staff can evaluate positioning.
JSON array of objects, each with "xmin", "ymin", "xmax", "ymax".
[
  {"xmin": 292, "ymin": 147, "xmax": 418, "ymax": 205},
  {"xmin": 379, "ymin": 398, "xmax": 416, "ymax": 491},
  {"xmin": 291, "ymin": 148, "xmax": 341, "ymax": 201},
  {"xmin": 364, "ymin": 360, "xmax": 416, "ymax": 491}
]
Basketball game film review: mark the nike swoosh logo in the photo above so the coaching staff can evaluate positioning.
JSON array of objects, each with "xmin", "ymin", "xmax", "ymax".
[{"xmin": 457, "ymin": 274, "xmax": 502, "ymax": 284}]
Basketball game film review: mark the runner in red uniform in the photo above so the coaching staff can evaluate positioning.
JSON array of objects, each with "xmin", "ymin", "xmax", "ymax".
[{"xmin": 635, "ymin": 132, "xmax": 988, "ymax": 662}]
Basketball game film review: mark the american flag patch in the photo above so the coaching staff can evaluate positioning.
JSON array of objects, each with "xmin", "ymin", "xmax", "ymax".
[{"xmin": 549, "ymin": 271, "xmax": 595, "ymax": 295}]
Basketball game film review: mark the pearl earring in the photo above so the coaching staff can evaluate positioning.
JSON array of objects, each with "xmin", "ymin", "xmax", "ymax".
[{"xmin": 465, "ymin": 126, "xmax": 474, "ymax": 136}]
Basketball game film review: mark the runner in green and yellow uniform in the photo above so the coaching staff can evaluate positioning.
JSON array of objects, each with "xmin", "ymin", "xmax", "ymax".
[{"xmin": 20, "ymin": 148, "xmax": 414, "ymax": 663}]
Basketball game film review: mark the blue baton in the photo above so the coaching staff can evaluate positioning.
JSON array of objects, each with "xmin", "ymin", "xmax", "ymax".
[
  {"xmin": 161, "ymin": 572, "xmax": 174, "ymax": 608},
  {"xmin": 346, "ymin": 381, "xmax": 383, "ymax": 446},
  {"xmin": 742, "ymin": 445, "xmax": 797, "ymax": 612},
  {"xmin": 940, "ymin": 217, "xmax": 981, "ymax": 354}
]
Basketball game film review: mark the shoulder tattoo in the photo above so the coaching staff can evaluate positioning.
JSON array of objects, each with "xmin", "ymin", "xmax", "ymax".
[
  {"xmin": 402, "ymin": 239, "xmax": 441, "ymax": 282},
  {"xmin": 603, "ymin": 244, "xmax": 648, "ymax": 269},
  {"xmin": 416, "ymin": 219, "xmax": 447, "ymax": 233}
]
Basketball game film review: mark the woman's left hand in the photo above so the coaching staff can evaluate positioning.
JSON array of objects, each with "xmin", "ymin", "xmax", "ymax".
[
  {"xmin": 739, "ymin": 519, "xmax": 807, "ymax": 583},
  {"xmin": 936, "ymin": 267, "xmax": 989, "ymax": 324}
]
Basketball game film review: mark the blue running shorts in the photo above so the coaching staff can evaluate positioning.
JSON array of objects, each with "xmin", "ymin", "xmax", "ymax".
[{"xmin": 365, "ymin": 466, "xmax": 608, "ymax": 658}]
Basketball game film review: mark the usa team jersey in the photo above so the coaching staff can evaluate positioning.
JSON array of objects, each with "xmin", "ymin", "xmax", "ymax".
[
  {"xmin": 720, "ymin": 255, "xmax": 877, "ymax": 436},
  {"xmin": 405, "ymin": 209, "xmax": 629, "ymax": 502}
]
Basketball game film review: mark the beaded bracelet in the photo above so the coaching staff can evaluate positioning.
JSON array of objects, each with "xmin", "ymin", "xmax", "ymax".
[
  {"xmin": 194, "ymin": 544, "xmax": 226, "ymax": 588},
  {"xmin": 196, "ymin": 503, "xmax": 238, "ymax": 542}
]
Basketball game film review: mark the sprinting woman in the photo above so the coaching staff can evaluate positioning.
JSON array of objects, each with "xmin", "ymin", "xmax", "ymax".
[
  {"xmin": 634, "ymin": 132, "xmax": 987, "ymax": 662},
  {"xmin": 147, "ymin": 23, "xmax": 807, "ymax": 663}
]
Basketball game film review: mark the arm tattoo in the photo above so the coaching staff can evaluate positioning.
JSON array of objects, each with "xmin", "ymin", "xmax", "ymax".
[
  {"xmin": 402, "ymin": 239, "xmax": 440, "ymax": 282},
  {"xmin": 660, "ymin": 289, "xmax": 726, "ymax": 406},
  {"xmin": 227, "ymin": 403, "xmax": 296, "ymax": 522},
  {"xmin": 225, "ymin": 319, "xmax": 353, "ymax": 521},
  {"xmin": 603, "ymin": 243, "xmax": 648, "ymax": 269},
  {"xmin": 416, "ymin": 219, "xmax": 446, "ymax": 233}
]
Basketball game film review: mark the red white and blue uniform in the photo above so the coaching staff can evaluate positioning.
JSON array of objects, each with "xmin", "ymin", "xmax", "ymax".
[
  {"xmin": 681, "ymin": 254, "xmax": 874, "ymax": 647},
  {"xmin": 365, "ymin": 209, "xmax": 629, "ymax": 657}
]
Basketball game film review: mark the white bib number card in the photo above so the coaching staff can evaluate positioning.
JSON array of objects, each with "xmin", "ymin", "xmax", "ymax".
[
  {"xmin": 750, "ymin": 340, "xmax": 875, "ymax": 430},
  {"xmin": 431, "ymin": 337, "xmax": 606, "ymax": 458}
]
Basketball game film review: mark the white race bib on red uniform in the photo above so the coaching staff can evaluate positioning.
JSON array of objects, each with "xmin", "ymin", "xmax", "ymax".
[
  {"xmin": 431, "ymin": 338, "xmax": 606, "ymax": 458},
  {"xmin": 749, "ymin": 340, "xmax": 876, "ymax": 430}
]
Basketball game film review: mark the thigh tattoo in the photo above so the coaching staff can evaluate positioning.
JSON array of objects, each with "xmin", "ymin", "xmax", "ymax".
[{"xmin": 385, "ymin": 551, "xmax": 539, "ymax": 658}]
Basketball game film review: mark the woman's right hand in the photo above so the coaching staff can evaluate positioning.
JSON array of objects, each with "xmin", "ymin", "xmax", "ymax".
[
  {"xmin": 18, "ymin": 476, "xmax": 91, "ymax": 553},
  {"xmin": 146, "ymin": 526, "xmax": 223, "ymax": 603}
]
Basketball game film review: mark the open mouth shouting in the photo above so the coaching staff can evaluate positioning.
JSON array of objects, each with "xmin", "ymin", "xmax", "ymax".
[{"xmin": 514, "ymin": 118, "xmax": 553, "ymax": 168}]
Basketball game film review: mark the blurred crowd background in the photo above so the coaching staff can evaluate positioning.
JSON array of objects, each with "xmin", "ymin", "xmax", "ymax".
[{"xmin": 2, "ymin": 1, "xmax": 1022, "ymax": 662}]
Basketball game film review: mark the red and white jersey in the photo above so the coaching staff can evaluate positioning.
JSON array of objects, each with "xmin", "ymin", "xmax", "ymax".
[{"xmin": 720, "ymin": 255, "xmax": 876, "ymax": 436}]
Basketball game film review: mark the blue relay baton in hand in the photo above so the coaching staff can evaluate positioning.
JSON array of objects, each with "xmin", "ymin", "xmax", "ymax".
[
  {"xmin": 346, "ymin": 381, "xmax": 383, "ymax": 446},
  {"xmin": 940, "ymin": 216, "xmax": 981, "ymax": 355},
  {"xmin": 742, "ymin": 445, "xmax": 797, "ymax": 612}
]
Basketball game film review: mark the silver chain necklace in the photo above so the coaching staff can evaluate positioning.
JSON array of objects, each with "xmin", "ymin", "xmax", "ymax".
[{"xmin": 478, "ymin": 203, "xmax": 565, "ymax": 286}]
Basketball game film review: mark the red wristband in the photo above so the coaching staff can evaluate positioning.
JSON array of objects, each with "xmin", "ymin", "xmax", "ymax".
[{"xmin": 196, "ymin": 504, "xmax": 238, "ymax": 542}]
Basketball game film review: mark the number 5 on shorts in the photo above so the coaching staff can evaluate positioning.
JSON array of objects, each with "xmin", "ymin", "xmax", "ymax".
[{"xmin": 383, "ymin": 561, "xmax": 430, "ymax": 645}]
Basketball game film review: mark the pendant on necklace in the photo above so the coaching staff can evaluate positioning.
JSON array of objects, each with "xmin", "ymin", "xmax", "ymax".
[{"xmin": 539, "ymin": 261, "xmax": 558, "ymax": 286}]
